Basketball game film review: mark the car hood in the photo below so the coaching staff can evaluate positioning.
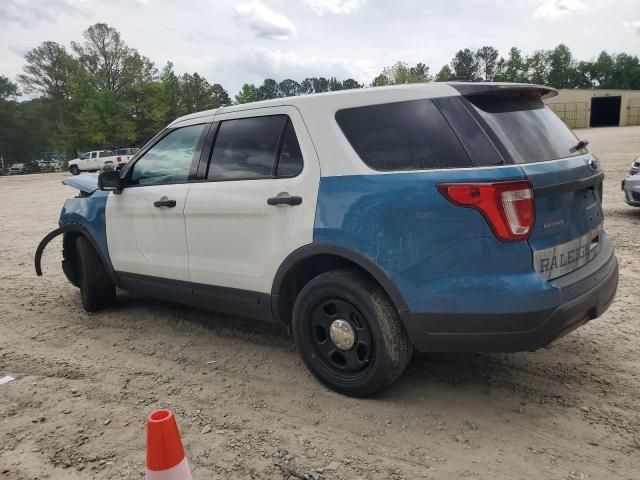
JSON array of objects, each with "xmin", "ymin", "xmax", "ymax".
[{"xmin": 62, "ymin": 174, "xmax": 100, "ymax": 194}]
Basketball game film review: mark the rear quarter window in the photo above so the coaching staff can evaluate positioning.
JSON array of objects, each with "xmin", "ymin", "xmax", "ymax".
[
  {"xmin": 335, "ymin": 99, "xmax": 471, "ymax": 171},
  {"xmin": 466, "ymin": 95, "xmax": 583, "ymax": 164}
]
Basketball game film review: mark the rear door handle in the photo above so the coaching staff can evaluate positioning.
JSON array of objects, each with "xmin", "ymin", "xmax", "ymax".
[
  {"xmin": 153, "ymin": 197, "xmax": 177, "ymax": 208},
  {"xmin": 267, "ymin": 195, "xmax": 302, "ymax": 206}
]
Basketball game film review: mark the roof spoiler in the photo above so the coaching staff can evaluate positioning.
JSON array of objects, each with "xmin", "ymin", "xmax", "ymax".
[{"xmin": 447, "ymin": 82, "xmax": 558, "ymax": 100}]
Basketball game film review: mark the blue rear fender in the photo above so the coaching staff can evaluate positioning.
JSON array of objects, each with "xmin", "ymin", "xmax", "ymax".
[{"xmin": 313, "ymin": 167, "xmax": 561, "ymax": 316}]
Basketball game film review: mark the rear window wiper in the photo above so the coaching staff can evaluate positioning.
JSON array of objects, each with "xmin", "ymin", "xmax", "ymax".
[{"xmin": 570, "ymin": 139, "xmax": 589, "ymax": 153}]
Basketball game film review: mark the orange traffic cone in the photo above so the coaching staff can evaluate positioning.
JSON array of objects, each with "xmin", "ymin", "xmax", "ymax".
[{"xmin": 146, "ymin": 409, "xmax": 192, "ymax": 479}]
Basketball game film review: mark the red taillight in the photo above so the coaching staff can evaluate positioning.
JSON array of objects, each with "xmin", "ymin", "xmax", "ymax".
[
  {"xmin": 117, "ymin": 156, "xmax": 122, "ymax": 163},
  {"xmin": 437, "ymin": 180, "xmax": 535, "ymax": 241}
]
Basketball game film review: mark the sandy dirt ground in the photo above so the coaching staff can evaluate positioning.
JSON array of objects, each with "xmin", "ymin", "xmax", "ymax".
[{"xmin": 1, "ymin": 126, "xmax": 639, "ymax": 480}]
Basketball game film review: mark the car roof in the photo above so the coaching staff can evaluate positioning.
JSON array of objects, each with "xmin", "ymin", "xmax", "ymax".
[{"xmin": 167, "ymin": 82, "xmax": 555, "ymax": 127}]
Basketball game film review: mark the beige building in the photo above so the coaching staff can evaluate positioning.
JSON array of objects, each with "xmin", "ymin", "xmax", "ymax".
[{"xmin": 544, "ymin": 89, "xmax": 640, "ymax": 129}]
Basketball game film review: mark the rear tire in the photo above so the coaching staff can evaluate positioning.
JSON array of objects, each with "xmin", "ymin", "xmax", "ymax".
[
  {"xmin": 292, "ymin": 269, "xmax": 412, "ymax": 397},
  {"xmin": 70, "ymin": 165, "xmax": 80, "ymax": 175},
  {"xmin": 76, "ymin": 236, "xmax": 116, "ymax": 312}
]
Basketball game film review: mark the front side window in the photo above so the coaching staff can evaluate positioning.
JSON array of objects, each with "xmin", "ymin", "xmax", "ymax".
[
  {"xmin": 80, "ymin": 153, "xmax": 90, "ymax": 160},
  {"xmin": 336, "ymin": 99, "xmax": 471, "ymax": 171},
  {"xmin": 130, "ymin": 123, "xmax": 206, "ymax": 186},
  {"xmin": 209, "ymin": 115, "xmax": 287, "ymax": 181}
]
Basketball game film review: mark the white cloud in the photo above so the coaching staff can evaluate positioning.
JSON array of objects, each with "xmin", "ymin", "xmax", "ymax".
[
  {"xmin": 0, "ymin": 0, "xmax": 85, "ymax": 27},
  {"xmin": 234, "ymin": 1, "xmax": 296, "ymax": 40},
  {"xmin": 236, "ymin": 45, "xmax": 377, "ymax": 83},
  {"xmin": 305, "ymin": 0, "xmax": 365, "ymax": 15},
  {"xmin": 623, "ymin": 19, "xmax": 640, "ymax": 36},
  {"xmin": 534, "ymin": 0, "xmax": 585, "ymax": 20}
]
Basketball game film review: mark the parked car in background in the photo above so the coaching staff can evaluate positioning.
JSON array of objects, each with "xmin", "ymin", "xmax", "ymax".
[
  {"xmin": 37, "ymin": 159, "xmax": 63, "ymax": 172},
  {"xmin": 622, "ymin": 156, "xmax": 640, "ymax": 206},
  {"xmin": 36, "ymin": 83, "xmax": 618, "ymax": 397},
  {"xmin": 68, "ymin": 150, "xmax": 118, "ymax": 175},
  {"xmin": 8, "ymin": 163, "xmax": 36, "ymax": 175},
  {"xmin": 113, "ymin": 148, "xmax": 140, "ymax": 170}
]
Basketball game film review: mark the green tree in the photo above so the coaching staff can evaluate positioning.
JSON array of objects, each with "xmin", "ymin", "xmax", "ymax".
[
  {"xmin": 451, "ymin": 49, "xmax": 478, "ymax": 80},
  {"xmin": 71, "ymin": 23, "xmax": 154, "ymax": 97},
  {"xmin": 0, "ymin": 76, "xmax": 21, "ymax": 167},
  {"xmin": 371, "ymin": 73, "xmax": 389, "ymax": 87},
  {"xmin": 211, "ymin": 83, "xmax": 230, "ymax": 106},
  {"xmin": 592, "ymin": 51, "xmax": 615, "ymax": 88},
  {"xmin": 312, "ymin": 77, "xmax": 330, "ymax": 93},
  {"xmin": 494, "ymin": 47, "xmax": 527, "ymax": 83},
  {"xmin": 610, "ymin": 53, "xmax": 640, "ymax": 89},
  {"xmin": 0, "ymin": 76, "xmax": 20, "ymax": 98},
  {"xmin": 475, "ymin": 46, "xmax": 500, "ymax": 81},
  {"xmin": 256, "ymin": 79, "xmax": 279, "ymax": 100},
  {"xmin": 525, "ymin": 50, "xmax": 550, "ymax": 85},
  {"xmin": 180, "ymin": 73, "xmax": 217, "ymax": 112},
  {"xmin": 328, "ymin": 77, "xmax": 343, "ymax": 91},
  {"xmin": 342, "ymin": 79, "xmax": 363, "ymax": 89},
  {"xmin": 235, "ymin": 83, "xmax": 258, "ymax": 104},
  {"xmin": 160, "ymin": 62, "xmax": 182, "ymax": 119},
  {"xmin": 373, "ymin": 62, "xmax": 432, "ymax": 85},
  {"xmin": 547, "ymin": 44, "xmax": 575, "ymax": 88},
  {"xmin": 17, "ymin": 41, "xmax": 78, "ymax": 156},
  {"xmin": 434, "ymin": 65, "xmax": 453, "ymax": 81},
  {"xmin": 279, "ymin": 78, "xmax": 301, "ymax": 97}
]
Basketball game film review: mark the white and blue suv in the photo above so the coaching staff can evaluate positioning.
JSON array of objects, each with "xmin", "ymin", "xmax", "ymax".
[{"xmin": 36, "ymin": 83, "xmax": 619, "ymax": 397}]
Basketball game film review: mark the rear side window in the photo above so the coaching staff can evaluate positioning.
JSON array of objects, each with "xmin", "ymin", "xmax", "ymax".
[
  {"xmin": 335, "ymin": 99, "xmax": 471, "ymax": 171},
  {"xmin": 276, "ymin": 120, "xmax": 303, "ymax": 177},
  {"xmin": 209, "ymin": 115, "xmax": 303, "ymax": 180},
  {"xmin": 99, "ymin": 151, "xmax": 113, "ymax": 158},
  {"xmin": 466, "ymin": 95, "xmax": 582, "ymax": 164}
]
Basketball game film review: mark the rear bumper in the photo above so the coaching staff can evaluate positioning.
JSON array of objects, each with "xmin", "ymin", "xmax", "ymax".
[{"xmin": 402, "ymin": 252, "xmax": 618, "ymax": 352}]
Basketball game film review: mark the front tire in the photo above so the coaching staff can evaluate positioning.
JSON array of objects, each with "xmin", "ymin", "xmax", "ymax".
[
  {"xmin": 76, "ymin": 236, "xmax": 116, "ymax": 312},
  {"xmin": 70, "ymin": 165, "xmax": 80, "ymax": 175},
  {"xmin": 292, "ymin": 269, "xmax": 412, "ymax": 397}
]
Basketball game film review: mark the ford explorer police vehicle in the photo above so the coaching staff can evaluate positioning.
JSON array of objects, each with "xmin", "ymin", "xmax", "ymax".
[{"xmin": 35, "ymin": 83, "xmax": 619, "ymax": 397}]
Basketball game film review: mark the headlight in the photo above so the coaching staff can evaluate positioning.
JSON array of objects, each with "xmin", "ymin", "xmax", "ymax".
[{"xmin": 630, "ymin": 157, "xmax": 640, "ymax": 176}]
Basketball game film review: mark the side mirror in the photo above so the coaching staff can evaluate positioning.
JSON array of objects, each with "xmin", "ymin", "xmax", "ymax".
[{"xmin": 98, "ymin": 170, "xmax": 123, "ymax": 193}]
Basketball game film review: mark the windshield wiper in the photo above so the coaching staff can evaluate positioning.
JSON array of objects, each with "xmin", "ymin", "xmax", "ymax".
[{"xmin": 570, "ymin": 139, "xmax": 589, "ymax": 153}]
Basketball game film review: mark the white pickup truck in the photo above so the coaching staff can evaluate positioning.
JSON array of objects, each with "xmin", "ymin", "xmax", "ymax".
[{"xmin": 68, "ymin": 148, "xmax": 139, "ymax": 175}]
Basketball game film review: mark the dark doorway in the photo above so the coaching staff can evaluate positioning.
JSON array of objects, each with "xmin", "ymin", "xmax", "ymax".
[{"xmin": 590, "ymin": 96, "xmax": 621, "ymax": 127}]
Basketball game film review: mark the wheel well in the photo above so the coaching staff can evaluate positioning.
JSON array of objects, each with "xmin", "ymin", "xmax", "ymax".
[
  {"xmin": 275, "ymin": 254, "xmax": 397, "ymax": 326},
  {"xmin": 62, "ymin": 232, "xmax": 81, "ymax": 287}
]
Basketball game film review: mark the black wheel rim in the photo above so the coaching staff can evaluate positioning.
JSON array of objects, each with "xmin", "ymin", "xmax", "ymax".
[{"xmin": 306, "ymin": 296, "xmax": 374, "ymax": 379}]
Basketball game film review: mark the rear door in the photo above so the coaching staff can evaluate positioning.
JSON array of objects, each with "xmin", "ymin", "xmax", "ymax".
[
  {"xmin": 184, "ymin": 106, "xmax": 320, "ymax": 315},
  {"xmin": 464, "ymin": 91, "xmax": 604, "ymax": 280}
]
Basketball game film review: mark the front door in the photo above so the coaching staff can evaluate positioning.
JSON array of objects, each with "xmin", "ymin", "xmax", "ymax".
[
  {"xmin": 80, "ymin": 152, "xmax": 97, "ymax": 171},
  {"xmin": 106, "ymin": 122, "xmax": 209, "ymax": 295},
  {"xmin": 184, "ymin": 107, "xmax": 320, "ymax": 316}
]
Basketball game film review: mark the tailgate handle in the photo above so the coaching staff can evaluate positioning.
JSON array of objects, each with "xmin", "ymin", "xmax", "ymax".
[{"xmin": 535, "ymin": 171, "xmax": 604, "ymax": 194}]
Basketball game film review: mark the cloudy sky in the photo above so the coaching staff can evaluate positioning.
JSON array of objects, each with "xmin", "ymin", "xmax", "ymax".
[{"xmin": 1, "ymin": 0, "xmax": 639, "ymax": 95}]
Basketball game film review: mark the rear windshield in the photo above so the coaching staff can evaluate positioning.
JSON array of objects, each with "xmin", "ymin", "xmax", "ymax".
[
  {"xmin": 467, "ymin": 95, "xmax": 582, "ymax": 164},
  {"xmin": 335, "ymin": 99, "xmax": 471, "ymax": 171}
]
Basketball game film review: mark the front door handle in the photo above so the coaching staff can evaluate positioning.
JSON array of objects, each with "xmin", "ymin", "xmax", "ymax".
[
  {"xmin": 267, "ymin": 195, "xmax": 302, "ymax": 206},
  {"xmin": 153, "ymin": 197, "xmax": 177, "ymax": 208}
]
